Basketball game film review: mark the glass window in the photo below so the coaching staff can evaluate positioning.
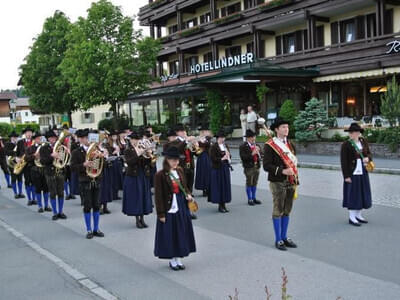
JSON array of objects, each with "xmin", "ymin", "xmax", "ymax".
[
  {"xmin": 169, "ymin": 60, "xmax": 179, "ymax": 75},
  {"xmin": 199, "ymin": 12, "xmax": 211, "ymax": 25},
  {"xmin": 225, "ymin": 45, "xmax": 241, "ymax": 57},
  {"xmin": 144, "ymin": 100, "xmax": 159, "ymax": 125},
  {"xmin": 168, "ymin": 24, "xmax": 178, "ymax": 35},
  {"xmin": 131, "ymin": 103, "xmax": 144, "ymax": 126},
  {"xmin": 288, "ymin": 35, "xmax": 295, "ymax": 53},
  {"xmin": 203, "ymin": 52, "xmax": 213, "ymax": 63},
  {"xmin": 345, "ymin": 22, "xmax": 355, "ymax": 42}
]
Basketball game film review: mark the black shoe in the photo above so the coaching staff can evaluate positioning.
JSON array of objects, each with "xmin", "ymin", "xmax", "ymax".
[
  {"xmin": 178, "ymin": 264, "xmax": 186, "ymax": 270},
  {"xmin": 283, "ymin": 238, "xmax": 297, "ymax": 248},
  {"xmin": 356, "ymin": 217, "xmax": 368, "ymax": 224},
  {"xmin": 93, "ymin": 230, "xmax": 104, "ymax": 237},
  {"xmin": 218, "ymin": 206, "xmax": 225, "ymax": 213},
  {"xmin": 349, "ymin": 219, "xmax": 361, "ymax": 227},
  {"xmin": 169, "ymin": 262, "xmax": 180, "ymax": 271},
  {"xmin": 19, "ymin": 194, "xmax": 25, "ymax": 198},
  {"xmin": 202, "ymin": 190, "xmax": 208, "ymax": 197},
  {"xmin": 7, "ymin": 185, "xmax": 12, "ymax": 189},
  {"xmin": 275, "ymin": 240, "xmax": 287, "ymax": 251},
  {"xmin": 190, "ymin": 214, "xmax": 197, "ymax": 220},
  {"xmin": 31, "ymin": 200, "xmax": 37, "ymax": 205},
  {"xmin": 70, "ymin": 195, "xmax": 76, "ymax": 199},
  {"xmin": 52, "ymin": 215, "xmax": 58, "ymax": 221},
  {"xmin": 100, "ymin": 210, "xmax": 104, "ymax": 215},
  {"xmin": 65, "ymin": 195, "xmax": 72, "ymax": 200},
  {"xmin": 254, "ymin": 199, "xmax": 262, "ymax": 205},
  {"xmin": 136, "ymin": 220, "xmax": 144, "ymax": 229},
  {"xmin": 14, "ymin": 194, "xmax": 19, "ymax": 199},
  {"xmin": 27, "ymin": 201, "xmax": 33, "ymax": 206},
  {"xmin": 103, "ymin": 208, "xmax": 111, "ymax": 214},
  {"xmin": 45, "ymin": 206, "xmax": 52, "ymax": 212},
  {"xmin": 86, "ymin": 231, "xmax": 94, "ymax": 239},
  {"xmin": 140, "ymin": 219, "xmax": 148, "ymax": 228},
  {"xmin": 38, "ymin": 208, "xmax": 44, "ymax": 213},
  {"xmin": 248, "ymin": 200, "xmax": 255, "ymax": 206},
  {"xmin": 223, "ymin": 207, "xmax": 229, "ymax": 213},
  {"xmin": 58, "ymin": 213, "xmax": 67, "ymax": 219}
]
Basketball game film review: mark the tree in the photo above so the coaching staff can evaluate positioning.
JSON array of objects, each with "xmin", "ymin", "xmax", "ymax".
[
  {"xmin": 294, "ymin": 97, "xmax": 331, "ymax": 142},
  {"xmin": 20, "ymin": 11, "xmax": 76, "ymax": 126},
  {"xmin": 207, "ymin": 90, "xmax": 224, "ymax": 134},
  {"xmin": 59, "ymin": 0, "xmax": 160, "ymax": 120},
  {"xmin": 279, "ymin": 99, "xmax": 298, "ymax": 139},
  {"xmin": 381, "ymin": 76, "xmax": 400, "ymax": 127}
]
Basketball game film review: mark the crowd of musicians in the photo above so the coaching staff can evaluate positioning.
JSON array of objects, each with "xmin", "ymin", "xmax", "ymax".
[{"xmin": 0, "ymin": 119, "xmax": 373, "ymax": 270}]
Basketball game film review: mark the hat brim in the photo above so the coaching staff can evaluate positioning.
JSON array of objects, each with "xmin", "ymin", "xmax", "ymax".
[{"xmin": 344, "ymin": 128, "xmax": 364, "ymax": 133}]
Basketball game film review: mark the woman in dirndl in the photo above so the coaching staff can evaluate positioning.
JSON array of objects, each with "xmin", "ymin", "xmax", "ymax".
[
  {"xmin": 208, "ymin": 129, "xmax": 232, "ymax": 213},
  {"xmin": 122, "ymin": 132, "xmax": 152, "ymax": 228},
  {"xmin": 194, "ymin": 126, "xmax": 212, "ymax": 197},
  {"xmin": 341, "ymin": 122, "xmax": 372, "ymax": 226},
  {"xmin": 154, "ymin": 146, "xmax": 196, "ymax": 271}
]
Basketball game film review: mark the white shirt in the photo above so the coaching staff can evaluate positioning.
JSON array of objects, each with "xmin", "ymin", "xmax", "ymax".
[
  {"xmin": 353, "ymin": 141, "xmax": 363, "ymax": 175},
  {"xmin": 240, "ymin": 114, "xmax": 247, "ymax": 124},
  {"xmin": 218, "ymin": 143, "xmax": 226, "ymax": 152},
  {"xmin": 247, "ymin": 111, "xmax": 257, "ymax": 123},
  {"xmin": 168, "ymin": 170, "xmax": 179, "ymax": 214}
]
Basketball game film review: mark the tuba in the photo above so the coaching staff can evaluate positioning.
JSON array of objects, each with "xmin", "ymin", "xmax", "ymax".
[
  {"xmin": 7, "ymin": 144, "xmax": 18, "ymax": 169},
  {"xmin": 14, "ymin": 142, "xmax": 27, "ymax": 175},
  {"xmin": 86, "ymin": 142, "xmax": 104, "ymax": 179},
  {"xmin": 53, "ymin": 129, "xmax": 71, "ymax": 170}
]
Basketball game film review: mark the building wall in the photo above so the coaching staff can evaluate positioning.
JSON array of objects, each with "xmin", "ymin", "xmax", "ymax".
[
  {"xmin": 16, "ymin": 109, "xmax": 40, "ymax": 124},
  {"xmin": 0, "ymin": 102, "xmax": 10, "ymax": 118},
  {"xmin": 394, "ymin": 6, "xmax": 400, "ymax": 32},
  {"xmin": 71, "ymin": 104, "xmax": 112, "ymax": 129}
]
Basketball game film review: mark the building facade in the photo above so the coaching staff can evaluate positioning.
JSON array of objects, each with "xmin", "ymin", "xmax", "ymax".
[
  {"xmin": 0, "ymin": 92, "xmax": 14, "ymax": 123},
  {"xmin": 126, "ymin": 0, "xmax": 400, "ymax": 131},
  {"xmin": 71, "ymin": 104, "xmax": 113, "ymax": 129}
]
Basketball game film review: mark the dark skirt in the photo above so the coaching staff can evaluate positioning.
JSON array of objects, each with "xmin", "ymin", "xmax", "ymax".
[
  {"xmin": 209, "ymin": 161, "xmax": 231, "ymax": 204},
  {"xmin": 122, "ymin": 169, "xmax": 152, "ymax": 216},
  {"xmin": 154, "ymin": 192, "xmax": 196, "ymax": 259},
  {"xmin": 99, "ymin": 166, "xmax": 113, "ymax": 204},
  {"xmin": 343, "ymin": 166, "xmax": 372, "ymax": 210},
  {"xmin": 111, "ymin": 158, "xmax": 124, "ymax": 199},
  {"xmin": 195, "ymin": 151, "xmax": 211, "ymax": 191},
  {"xmin": 70, "ymin": 171, "xmax": 80, "ymax": 195},
  {"xmin": 150, "ymin": 165, "xmax": 157, "ymax": 188}
]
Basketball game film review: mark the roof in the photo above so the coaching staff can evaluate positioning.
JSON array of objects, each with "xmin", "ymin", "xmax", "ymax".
[
  {"xmin": 10, "ymin": 97, "xmax": 30, "ymax": 110},
  {"xmin": 0, "ymin": 92, "xmax": 17, "ymax": 100},
  {"xmin": 126, "ymin": 84, "xmax": 206, "ymax": 102}
]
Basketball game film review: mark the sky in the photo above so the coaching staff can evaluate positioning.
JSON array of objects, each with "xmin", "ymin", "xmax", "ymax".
[{"xmin": 0, "ymin": 0, "xmax": 149, "ymax": 91}]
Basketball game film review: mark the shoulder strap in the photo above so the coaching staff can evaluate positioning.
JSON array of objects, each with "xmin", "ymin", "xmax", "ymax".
[
  {"xmin": 169, "ymin": 171, "xmax": 187, "ymax": 197},
  {"xmin": 349, "ymin": 139, "xmax": 364, "ymax": 159}
]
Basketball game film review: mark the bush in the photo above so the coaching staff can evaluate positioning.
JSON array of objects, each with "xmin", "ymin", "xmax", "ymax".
[
  {"xmin": 377, "ymin": 127, "xmax": 400, "ymax": 152},
  {"xmin": 207, "ymin": 90, "xmax": 224, "ymax": 134},
  {"xmin": 279, "ymin": 99, "xmax": 297, "ymax": 138},
  {"xmin": 381, "ymin": 76, "xmax": 400, "ymax": 127},
  {"xmin": 98, "ymin": 115, "xmax": 130, "ymax": 132},
  {"xmin": 14, "ymin": 123, "xmax": 40, "ymax": 135},
  {"xmin": 0, "ymin": 123, "xmax": 13, "ymax": 138},
  {"xmin": 363, "ymin": 128, "xmax": 380, "ymax": 143},
  {"xmin": 98, "ymin": 118, "xmax": 113, "ymax": 131},
  {"xmin": 330, "ymin": 132, "xmax": 348, "ymax": 142}
]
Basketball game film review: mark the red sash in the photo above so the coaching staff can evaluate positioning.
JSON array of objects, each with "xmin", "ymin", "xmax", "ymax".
[{"xmin": 266, "ymin": 139, "xmax": 298, "ymax": 184}]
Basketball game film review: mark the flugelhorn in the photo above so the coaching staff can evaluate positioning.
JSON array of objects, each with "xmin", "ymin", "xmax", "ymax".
[
  {"xmin": 53, "ymin": 129, "xmax": 71, "ymax": 169},
  {"xmin": 86, "ymin": 142, "xmax": 104, "ymax": 179}
]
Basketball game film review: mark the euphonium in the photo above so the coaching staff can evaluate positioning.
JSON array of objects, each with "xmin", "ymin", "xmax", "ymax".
[
  {"xmin": 86, "ymin": 142, "xmax": 104, "ymax": 179},
  {"xmin": 7, "ymin": 144, "xmax": 17, "ymax": 169},
  {"xmin": 34, "ymin": 143, "xmax": 48, "ymax": 168},
  {"xmin": 14, "ymin": 145, "xmax": 27, "ymax": 175},
  {"xmin": 53, "ymin": 130, "xmax": 71, "ymax": 169}
]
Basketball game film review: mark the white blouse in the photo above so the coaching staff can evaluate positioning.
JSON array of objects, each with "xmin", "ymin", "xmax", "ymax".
[
  {"xmin": 168, "ymin": 170, "xmax": 179, "ymax": 214},
  {"xmin": 353, "ymin": 141, "xmax": 363, "ymax": 176}
]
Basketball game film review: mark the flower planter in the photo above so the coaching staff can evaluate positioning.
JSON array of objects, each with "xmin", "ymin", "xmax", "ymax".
[
  {"xmin": 258, "ymin": 0, "xmax": 293, "ymax": 12},
  {"xmin": 213, "ymin": 13, "xmax": 243, "ymax": 26},
  {"xmin": 178, "ymin": 26, "xmax": 203, "ymax": 38}
]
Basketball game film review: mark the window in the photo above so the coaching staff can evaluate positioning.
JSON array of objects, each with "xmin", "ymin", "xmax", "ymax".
[
  {"xmin": 384, "ymin": 9, "xmax": 393, "ymax": 34},
  {"xmin": 244, "ymin": 0, "xmax": 253, "ymax": 10},
  {"xmin": 169, "ymin": 60, "xmax": 179, "ymax": 75},
  {"xmin": 220, "ymin": 2, "xmax": 241, "ymax": 17},
  {"xmin": 82, "ymin": 113, "xmax": 95, "ymax": 124},
  {"xmin": 184, "ymin": 56, "xmax": 198, "ymax": 73},
  {"xmin": 199, "ymin": 12, "xmax": 211, "ymax": 25},
  {"xmin": 25, "ymin": 112, "xmax": 29, "ymax": 116},
  {"xmin": 344, "ymin": 20, "xmax": 355, "ymax": 42},
  {"xmin": 183, "ymin": 18, "xmax": 198, "ymax": 30},
  {"xmin": 203, "ymin": 52, "xmax": 213, "ymax": 63},
  {"xmin": 246, "ymin": 42, "xmax": 254, "ymax": 54},
  {"xmin": 168, "ymin": 24, "xmax": 178, "ymax": 35},
  {"xmin": 315, "ymin": 25, "xmax": 324, "ymax": 47},
  {"xmin": 102, "ymin": 111, "xmax": 113, "ymax": 119},
  {"xmin": 225, "ymin": 45, "xmax": 241, "ymax": 57},
  {"xmin": 276, "ymin": 30, "xmax": 308, "ymax": 55},
  {"xmin": 366, "ymin": 14, "xmax": 376, "ymax": 38}
]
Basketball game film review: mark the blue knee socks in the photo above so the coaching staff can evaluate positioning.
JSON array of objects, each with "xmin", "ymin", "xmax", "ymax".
[
  {"xmin": 93, "ymin": 211, "xmax": 100, "ymax": 232},
  {"xmin": 36, "ymin": 193, "xmax": 42, "ymax": 208},
  {"xmin": 252, "ymin": 186, "xmax": 257, "ymax": 200},
  {"xmin": 31, "ymin": 186, "xmax": 36, "ymax": 201},
  {"xmin": 5, "ymin": 174, "xmax": 10, "ymax": 186},
  {"xmin": 50, "ymin": 199, "xmax": 57, "ymax": 215},
  {"xmin": 58, "ymin": 197, "xmax": 64, "ymax": 213},
  {"xmin": 64, "ymin": 182, "xmax": 70, "ymax": 196},
  {"xmin": 17, "ymin": 181, "xmax": 23, "ymax": 195},
  {"xmin": 25, "ymin": 185, "xmax": 32, "ymax": 201},
  {"xmin": 246, "ymin": 186, "xmax": 252, "ymax": 200},
  {"xmin": 44, "ymin": 193, "xmax": 49, "ymax": 207},
  {"xmin": 273, "ymin": 218, "xmax": 282, "ymax": 243},
  {"xmin": 84, "ymin": 213, "xmax": 92, "ymax": 232},
  {"xmin": 281, "ymin": 216, "xmax": 290, "ymax": 241},
  {"xmin": 12, "ymin": 183, "xmax": 17, "ymax": 195}
]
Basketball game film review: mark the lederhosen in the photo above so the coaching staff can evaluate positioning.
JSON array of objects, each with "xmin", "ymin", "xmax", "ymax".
[
  {"xmin": 71, "ymin": 146, "xmax": 101, "ymax": 214},
  {"xmin": 27, "ymin": 144, "xmax": 48, "ymax": 195},
  {"xmin": 239, "ymin": 142, "xmax": 261, "ymax": 187},
  {"xmin": 17, "ymin": 139, "xmax": 32, "ymax": 186},
  {"xmin": 40, "ymin": 143, "xmax": 65, "ymax": 199}
]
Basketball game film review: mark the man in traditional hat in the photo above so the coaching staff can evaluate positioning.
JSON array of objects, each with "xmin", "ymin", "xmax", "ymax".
[
  {"xmin": 239, "ymin": 129, "xmax": 262, "ymax": 206},
  {"xmin": 17, "ymin": 127, "xmax": 35, "ymax": 205},
  {"xmin": 0, "ymin": 135, "xmax": 11, "ymax": 188},
  {"xmin": 263, "ymin": 118, "xmax": 298, "ymax": 251},
  {"xmin": 5, "ymin": 131, "xmax": 24, "ymax": 198},
  {"xmin": 40, "ymin": 130, "xmax": 67, "ymax": 220},
  {"xmin": 71, "ymin": 129, "xmax": 105, "ymax": 239}
]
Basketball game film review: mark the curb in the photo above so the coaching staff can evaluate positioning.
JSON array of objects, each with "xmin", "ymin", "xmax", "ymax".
[{"xmin": 298, "ymin": 162, "xmax": 400, "ymax": 175}]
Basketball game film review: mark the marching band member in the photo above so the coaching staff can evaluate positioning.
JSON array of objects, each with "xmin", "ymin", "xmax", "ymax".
[
  {"xmin": 239, "ymin": 129, "xmax": 262, "ymax": 206},
  {"xmin": 154, "ymin": 146, "xmax": 196, "ymax": 271},
  {"xmin": 163, "ymin": 129, "xmax": 177, "ymax": 151},
  {"xmin": 122, "ymin": 131, "xmax": 153, "ymax": 228},
  {"xmin": 4, "ymin": 131, "xmax": 24, "ymax": 198},
  {"xmin": 263, "ymin": 119, "xmax": 298, "ymax": 251},
  {"xmin": 341, "ymin": 123, "xmax": 372, "ymax": 226},
  {"xmin": 194, "ymin": 126, "xmax": 212, "ymax": 197},
  {"xmin": 209, "ymin": 129, "xmax": 232, "ymax": 213},
  {"xmin": 175, "ymin": 125, "xmax": 195, "ymax": 194},
  {"xmin": 99, "ymin": 134, "xmax": 113, "ymax": 214},
  {"xmin": 0, "ymin": 136, "xmax": 11, "ymax": 188},
  {"xmin": 17, "ymin": 127, "xmax": 35, "ymax": 205},
  {"xmin": 27, "ymin": 132, "xmax": 50, "ymax": 213},
  {"xmin": 109, "ymin": 130, "xmax": 123, "ymax": 200},
  {"xmin": 40, "ymin": 131, "xmax": 67, "ymax": 221},
  {"xmin": 71, "ymin": 129, "xmax": 105, "ymax": 239},
  {"xmin": 69, "ymin": 133, "xmax": 81, "ymax": 199},
  {"xmin": 63, "ymin": 129, "xmax": 76, "ymax": 201}
]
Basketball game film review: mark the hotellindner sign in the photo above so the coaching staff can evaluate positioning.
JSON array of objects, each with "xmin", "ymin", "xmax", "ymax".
[{"xmin": 190, "ymin": 52, "xmax": 254, "ymax": 74}]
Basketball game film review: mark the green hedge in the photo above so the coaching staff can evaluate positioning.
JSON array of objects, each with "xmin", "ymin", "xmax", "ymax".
[
  {"xmin": 0, "ymin": 123, "xmax": 13, "ymax": 138},
  {"xmin": 14, "ymin": 123, "xmax": 40, "ymax": 135}
]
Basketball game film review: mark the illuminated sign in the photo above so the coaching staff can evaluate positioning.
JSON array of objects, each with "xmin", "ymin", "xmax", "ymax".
[
  {"xmin": 386, "ymin": 40, "xmax": 400, "ymax": 54},
  {"xmin": 190, "ymin": 52, "xmax": 254, "ymax": 74}
]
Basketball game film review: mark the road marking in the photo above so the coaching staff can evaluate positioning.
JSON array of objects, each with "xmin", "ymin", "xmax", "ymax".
[{"xmin": 0, "ymin": 218, "xmax": 118, "ymax": 300}]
